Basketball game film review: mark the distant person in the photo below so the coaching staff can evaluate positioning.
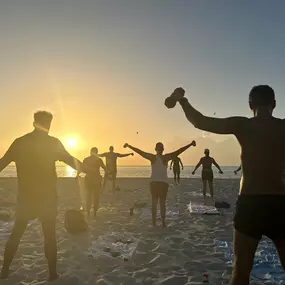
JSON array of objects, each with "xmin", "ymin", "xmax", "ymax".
[
  {"xmin": 124, "ymin": 141, "xmax": 196, "ymax": 227},
  {"xmin": 82, "ymin": 147, "xmax": 108, "ymax": 217},
  {"xmin": 169, "ymin": 156, "xmax": 184, "ymax": 185},
  {"xmin": 0, "ymin": 111, "xmax": 83, "ymax": 281},
  {"xmin": 234, "ymin": 165, "xmax": 242, "ymax": 175},
  {"xmin": 99, "ymin": 146, "xmax": 134, "ymax": 193},
  {"xmin": 192, "ymin": 149, "xmax": 223, "ymax": 201},
  {"xmin": 166, "ymin": 86, "xmax": 285, "ymax": 285}
]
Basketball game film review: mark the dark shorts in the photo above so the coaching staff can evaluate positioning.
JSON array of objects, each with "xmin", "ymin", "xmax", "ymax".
[
  {"xmin": 173, "ymin": 167, "xmax": 180, "ymax": 174},
  {"xmin": 85, "ymin": 176, "xmax": 102, "ymax": 191},
  {"xmin": 234, "ymin": 195, "xmax": 285, "ymax": 240},
  {"xmin": 150, "ymin": 181, "xmax": 168, "ymax": 199},
  {"xmin": 202, "ymin": 170, "xmax": 213, "ymax": 181}
]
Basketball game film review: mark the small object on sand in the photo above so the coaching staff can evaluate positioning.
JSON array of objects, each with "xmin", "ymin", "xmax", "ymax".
[
  {"xmin": 80, "ymin": 206, "xmax": 84, "ymax": 211},
  {"xmin": 116, "ymin": 185, "xmax": 120, "ymax": 191},
  {"xmin": 110, "ymin": 251, "xmax": 121, "ymax": 258},
  {"xmin": 103, "ymin": 246, "xmax": 111, "ymax": 253},
  {"xmin": 130, "ymin": 207, "xmax": 134, "ymax": 216},
  {"xmin": 123, "ymin": 256, "xmax": 129, "ymax": 262},
  {"xmin": 136, "ymin": 132, "xmax": 139, "ymax": 134},
  {"xmin": 203, "ymin": 273, "xmax": 209, "ymax": 283}
]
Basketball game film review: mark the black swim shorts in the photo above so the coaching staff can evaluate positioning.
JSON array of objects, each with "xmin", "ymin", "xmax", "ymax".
[
  {"xmin": 150, "ymin": 181, "xmax": 168, "ymax": 199},
  {"xmin": 202, "ymin": 170, "xmax": 213, "ymax": 181},
  {"xmin": 234, "ymin": 195, "xmax": 285, "ymax": 240}
]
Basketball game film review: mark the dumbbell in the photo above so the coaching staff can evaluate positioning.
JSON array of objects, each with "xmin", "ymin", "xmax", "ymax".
[{"xmin": 164, "ymin": 87, "xmax": 185, "ymax": 108}]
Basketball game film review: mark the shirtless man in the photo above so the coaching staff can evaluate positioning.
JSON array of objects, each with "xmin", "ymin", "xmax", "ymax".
[
  {"xmin": 124, "ymin": 141, "xmax": 196, "ymax": 227},
  {"xmin": 82, "ymin": 147, "xmax": 108, "ymax": 217},
  {"xmin": 192, "ymin": 149, "xmax": 223, "ymax": 201},
  {"xmin": 0, "ymin": 111, "xmax": 83, "ymax": 281},
  {"xmin": 99, "ymin": 146, "xmax": 133, "ymax": 193},
  {"xmin": 166, "ymin": 85, "xmax": 285, "ymax": 285},
  {"xmin": 170, "ymin": 156, "xmax": 184, "ymax": 185}
]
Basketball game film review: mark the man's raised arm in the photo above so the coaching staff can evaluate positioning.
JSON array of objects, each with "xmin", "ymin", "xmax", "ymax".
[
  {"xmin": 165, "ymin": 141, "xmax": 196, "ymax": 161},
  {"xmin": 0, "ymin": 140, "xmax": 17, "ymax": 172},
  {"xmin": 117, "ymin": 153, "xmax": 134, "ymax": 158},
  {"xmin": 213, "ymin": 159, "xmax": 223, "ymax": 174},
  {"xmin": 98, "ymin": 153, "xmax": 107, "ymax": 158},
  {"xmin": 192, "ymin": 159, "xmax": 202, "ymax": 175},
  {"xmin": 56, "ymin": 139, "xmax": 83, "ymax": 172},
  {"xmin": 165, "ymin": 88, "xmax": 247, "ymax": 135},
  {"xmin": 123, "ymin": 143, "xmax": 154, "ymax": 161}
]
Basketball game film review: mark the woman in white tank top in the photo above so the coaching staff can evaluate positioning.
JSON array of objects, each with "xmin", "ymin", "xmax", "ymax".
[{"xmin": 124, "ymin": 141, "xmax": 196, "ymax": 227}]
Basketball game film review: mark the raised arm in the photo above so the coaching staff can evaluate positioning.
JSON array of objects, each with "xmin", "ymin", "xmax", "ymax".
[
  {"xmin": 192, "ymin": 159, "xmax": 202, "ymax": 174},
  {"xmin": 234, "ymin": 165, "xmax": 242, "ymax": 174},
  {"xmin": 56, "ymin": 139, "xmax": 83, "ymax": 172},
  {"xmin": 0, "ymin": 140, "xmax": 17, "ymax": 172},
  {"xmin": 166, "ymin": 88, "xmax": 247, "ymax": 135},
  {"xmin": 213, "ymin": 159, "xmax": 223, "ymax": 174},
  {"xmin": 98, "ymin": 153, "xmax": 107, "ymax": 158},
  {"xmin": 179, "ymin": 158, "xmax": 184, "ymax": 170},
  {"xmin": 164, "ymin": 141, "xmax": 196, "ymax": 161},
  {"xmin": 123, "ymin": 143, "xmax": 154, "ymax": 161},
  {"xmin": 117, "ymin": 153, "xmax": 134, "ymax": 158}
]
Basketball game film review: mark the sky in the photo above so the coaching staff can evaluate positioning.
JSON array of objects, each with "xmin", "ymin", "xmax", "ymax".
[{"xmin": 1, "ymin": 0, "xmax": 285, "ymax": 166}]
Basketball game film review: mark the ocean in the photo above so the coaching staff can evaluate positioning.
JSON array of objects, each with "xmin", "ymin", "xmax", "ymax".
[{"xmin": 0, "ymin": 166, "xmax": 241, "ymax": 179}]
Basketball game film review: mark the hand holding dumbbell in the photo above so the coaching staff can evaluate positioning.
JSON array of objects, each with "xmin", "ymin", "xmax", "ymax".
[{"xmin": 165, "ymin": 87, "xmax": 185, "ymax": 108}]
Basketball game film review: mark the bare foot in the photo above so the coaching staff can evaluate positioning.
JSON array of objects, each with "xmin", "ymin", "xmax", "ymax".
[{"xmin": 48, "ymin": 273, "xmax": 59, "ymax": 282}]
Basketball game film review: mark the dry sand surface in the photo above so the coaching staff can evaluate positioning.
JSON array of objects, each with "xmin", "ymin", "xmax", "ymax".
[{"xmin": 0, "ymin": 177, "xmax": 242, "ymax": 285}]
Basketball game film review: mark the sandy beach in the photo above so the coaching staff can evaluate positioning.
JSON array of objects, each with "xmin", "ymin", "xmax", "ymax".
[{"xmin": 0, "ymin": 177, "xmax": 241, "ymax": 285}]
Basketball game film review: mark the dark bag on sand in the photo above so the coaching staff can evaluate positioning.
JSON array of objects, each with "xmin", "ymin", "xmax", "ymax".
[
  {"xmin": 215, "ymin": 201, "xmax": 230, "ymax": 209},
  {"xmin": 64, "ymin": 209, "xmax": 88, "ymax": 234}
]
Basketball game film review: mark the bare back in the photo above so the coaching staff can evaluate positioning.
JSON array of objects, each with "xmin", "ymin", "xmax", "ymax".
[{"xmin": 237, "ymin": 117, "xmax": 285, "ymax": 195}]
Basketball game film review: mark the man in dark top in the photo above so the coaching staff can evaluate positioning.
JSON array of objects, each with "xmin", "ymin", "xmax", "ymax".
[
  {"xmin": 82, "ymin": 147, "xmax": 108, "ymax": 217},
  {"xmin": 99, "ymin": 146, "xmax": 134, "ymax": 193},
  {"xmin": 192, "ymin": 148, "xmax": 223, "ymax": 201},
  {"xmin": 0, "ymin": 111, "xmax": 83, "ymax": 281},
  {"xmin": 166, "ymin": 86, "xmax": 285, "ymax": 285},
  {"xmin": 169, "ymin": 156, "xmax": 184, "ymax": 185}
]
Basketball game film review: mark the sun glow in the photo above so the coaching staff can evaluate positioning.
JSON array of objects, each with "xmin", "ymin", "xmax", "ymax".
[{"xmin": 64, "ymin": 137, "xmax": 78, "ymax": 149}]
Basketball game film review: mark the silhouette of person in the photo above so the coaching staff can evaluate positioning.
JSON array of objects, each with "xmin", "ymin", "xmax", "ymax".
[
  {"xmin": 167, "ymin": 85, "xmax": 285, "ymax": 285},
  {"xmin": 234, "ymin": 165, "xmax": 242, "ymax": 175},
  {"xmin": 0, "ymin": 111, "xmax": 83, "ymax": 281},
  {"xmin": 124, "ymin": 141, "xmax": 196, "ymax": 227},
  {"xmin": 192, "ymin": 149, "xmax": 223, "ymax": 201},
  {"xmin": 82, "ymin": 147, "xmax": 108, "ymax": 217},
  {"xmin": 99, "ymin": 146, "xmax": 133, "ymax": 193},
  {"xmin": 169, "ymin": 156, "xmax": 184, "ymax": 185}
]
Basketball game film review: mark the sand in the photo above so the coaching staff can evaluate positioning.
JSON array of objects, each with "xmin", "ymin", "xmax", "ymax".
[{"xmin": 0, "ymin": 177, "xmax": 241, "ymax": 285}]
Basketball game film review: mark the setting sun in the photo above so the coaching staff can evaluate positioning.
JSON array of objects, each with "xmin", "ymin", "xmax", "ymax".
[{"xmin": 64, "ymin": 137, "xmax": 78, "ymax": 149}]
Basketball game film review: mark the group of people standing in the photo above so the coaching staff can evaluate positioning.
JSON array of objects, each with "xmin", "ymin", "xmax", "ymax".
[{"xmin": 1, "ymin": 84, "xmax": 285, "ymax": 285}]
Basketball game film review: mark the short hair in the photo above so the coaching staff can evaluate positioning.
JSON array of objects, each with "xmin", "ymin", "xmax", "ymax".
[
  {"xmin": 109, "ymin": 146, "xmax": 114, "ymax": 150},
  {"xmin": 34, "ymin": 111, "xmax": 53, "ymax": 126},
  {"xmin": 91, "ymin": 147, "xmax": 98, "ymax": 154},
  {"xmin": 155, "ymin": 142, "xmax": 164, "ymax": 149},
  {"xmin": 249, "ymin": 85, "xmax": 275, "ymax": 107}
]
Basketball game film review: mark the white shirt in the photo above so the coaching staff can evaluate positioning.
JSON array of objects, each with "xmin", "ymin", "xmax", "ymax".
[{"xmin": 151, "ymin": 155, "xmax": 168, "ymax": 183}]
